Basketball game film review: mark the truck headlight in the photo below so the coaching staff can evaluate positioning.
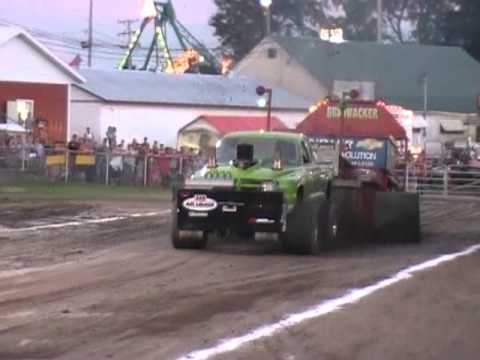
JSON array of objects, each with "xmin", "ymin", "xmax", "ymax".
[{"xmin": 261, "ymin": 181, "xmax": 278, "ymax": 192}]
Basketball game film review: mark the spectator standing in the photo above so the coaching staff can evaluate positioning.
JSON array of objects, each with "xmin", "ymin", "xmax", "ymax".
[
  {"xmin": 83, "ymin": 126, "xmax": 94, "ymax": 144},
  {"xmin": 141, "ymin": 137, "xmax": 150, "ymax": 154},
  {"xmin": 135, "ymin": 137, "xmax": 150, "ymax": 185},
  {"xmin": 32, "ymin": 139, "xmax": 45, "ymax": 175},
  {"xmin": 117, "ymin": 139, "xmax": 126, "ymax": 151},
  {"xmin": 123, "ymin": 144, "xmax": 137, "ymax": 185},
  {"xmin": 95, "ymin": 138, "xmax": 109, "ymax": 183},
  {"xmin": 149, "ymin": 140, "xmax": 162, "ymax": 184},
  {"xmin": 152, "ymin": 141, "xmax": 160, "ymax": 155},
  {"xmin": 67, "ymin": 134, "xmax": 81, "ymax": 180},
  {"xmin": 68, "ymin": 134, "xmax": 81, "ymax": 151},
  {"xmin": 106, "ymin": 126, "xmax": 117, "ymax": 148}
]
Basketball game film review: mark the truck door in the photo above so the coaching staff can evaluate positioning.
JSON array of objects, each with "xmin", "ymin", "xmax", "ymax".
[
  {"xmin": 301, "ymin": 140, "xmax": 319, "ymax": 195},
  {"xmin": 303, "ymin": 139, "xmax": 326, "ymax": 193}
]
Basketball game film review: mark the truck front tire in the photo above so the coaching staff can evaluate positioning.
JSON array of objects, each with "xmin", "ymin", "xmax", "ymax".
[
  {"xmin": 171, "ymin": 207, "xmax": 208, "ymax": 250},
  {"xmin": 281, "ymin": 198, "xmax": 321, "ymax": 255}
]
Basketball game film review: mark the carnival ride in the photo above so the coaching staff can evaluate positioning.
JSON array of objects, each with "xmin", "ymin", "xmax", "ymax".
[{"xmin": 118, "ymin": 0, "xmax": 224, "ymax": 74}]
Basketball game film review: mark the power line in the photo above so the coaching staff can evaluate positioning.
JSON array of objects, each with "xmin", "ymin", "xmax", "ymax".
[
  {"xmin": 88, "ymin": 0, "xmax": 93, "ymax": 67},
  {"xmin": 0, "ymin": 16, "xmax": 223, "ymax": 68},
  {"xmin": 118, "ymin": 18, "xmax": 139, "ymax": 68}
]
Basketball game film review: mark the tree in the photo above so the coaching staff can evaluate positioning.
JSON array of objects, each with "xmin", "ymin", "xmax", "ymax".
[
  {"xmin": 442, "ymin": 0, "xmax": 480, "ymax": 61},
  {"xmin": 209, "ymin": 0, "xmax": 265, "ymax": 60},
  {"xmin": 383, "ymin": 0, "xmax": 418, "ymax": 42},
  {"xmin": 327, "ymin": 0, "xmax": 377, "ymax": 42},
  {"xmin": 414, "ymin": 0, "xmax": 480, "ymax": 61},
  {"xmin": 411, "ymin": 0, "xmax": 457, "ymax": 44},
  {"xmin": 209, "ymin": 0, "xmax": 328, "ymax": 60},
  {"xmin": 326, "ymin": 0, "xmax": 418, "ymax": 43},
  {"xmin": 210, "ymin": 0, "xmax": 480, "ymax": 62}
]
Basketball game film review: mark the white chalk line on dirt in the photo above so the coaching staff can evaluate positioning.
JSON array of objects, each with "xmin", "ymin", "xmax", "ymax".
[
  {"xmin": 176, "ymin": 243, "xmax": 480, "ymax": 360},
  {"xmin": 0, "ymin": 210, "xmax": 171, "ymax": 234}
]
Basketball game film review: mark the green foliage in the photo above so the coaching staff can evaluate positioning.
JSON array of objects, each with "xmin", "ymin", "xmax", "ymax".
[
  {"xmin": 210, "ymin": 0, "xmax": 265, "ymax": 60},
  {"xmin": 412, "ymin": 0, "xmax": 457, "ymax": 44},
  {"xmin": 329, "ymin": 0, "xmax": 377, "ymax": 41},
  {"xmin": 209, "ymin": 0, "xmax": 326, "ymax": 60},
  {"xmin": 210, "ymin": 0, "xmax": 480, "ymax": 62},
  {"xmin": 417, "ymin": 0, "xmax": 480, "ymax": 61},
  {"xmin": 445, "ymin": 0, "xmax": 480, "ymax": 61}
]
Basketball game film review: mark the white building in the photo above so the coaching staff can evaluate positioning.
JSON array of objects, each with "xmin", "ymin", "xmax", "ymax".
[
  {"xmin": 0, "ymin": 25, "xmax": 84, "ymax": 144},
  {"xmin": 70, "ymin": 69, "xmax": 310, "ymax": 147}
]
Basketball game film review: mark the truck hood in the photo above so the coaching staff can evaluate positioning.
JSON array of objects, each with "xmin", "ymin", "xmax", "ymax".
[{"xmin": 193, "ymin": 164, "xmax": 298, "ymax": 188}]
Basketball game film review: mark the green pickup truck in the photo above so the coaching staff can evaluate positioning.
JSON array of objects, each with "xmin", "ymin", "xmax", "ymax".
[{"xmin": 172, "ymin": 131, "xmax": 336, "ymax": 254}]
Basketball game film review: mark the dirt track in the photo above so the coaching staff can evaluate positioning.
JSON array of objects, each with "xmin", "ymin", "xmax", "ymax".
[{"xmin": 0, "ymin": 198, "xmax": 478, "ymax": 360}]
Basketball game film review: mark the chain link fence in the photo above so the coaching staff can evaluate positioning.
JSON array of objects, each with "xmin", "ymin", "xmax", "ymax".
[
  {"xmin": 0, "ymin": 146, "xmax": 205, "ymax": 187},
  {"xmin": 395, "ymin": 163, "xmax": 480, "ymax": 198}
]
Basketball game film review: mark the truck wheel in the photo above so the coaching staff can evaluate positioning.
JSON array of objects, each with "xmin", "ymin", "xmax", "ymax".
[
  {"xmin": 317, "ymin": 199, "xmax": 336, "ymax": 251},
  {"xmin": 171, "ymin": 208, "xmax": 208, "ymax": 250},
  {"xmin": 281, "ymin": 199, "xmax": 321, "ymax": 255}
]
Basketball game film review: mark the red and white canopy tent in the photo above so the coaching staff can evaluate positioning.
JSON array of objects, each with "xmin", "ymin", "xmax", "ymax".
[{"xmin": 297, "ymin": 99, "xmax": 407, "ymax": 141}]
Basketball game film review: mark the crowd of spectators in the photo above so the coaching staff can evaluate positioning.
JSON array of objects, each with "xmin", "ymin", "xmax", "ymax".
[
  {"xmin": 64, "ymin": 127, "xmax": 205, "ymax": 185},
  {"xmin": 67, "ymin": 127, "xmax": 188, "ymax": 157},
  {"xmin": 0, "ymin": 126, "xmax": 206, "ymax": 186}
]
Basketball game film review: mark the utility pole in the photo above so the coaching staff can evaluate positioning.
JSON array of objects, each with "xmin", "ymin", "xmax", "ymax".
[
  {"xmin": 256, "ymin": 86, "xmax": 273, "ymax": 131},
  {"xmin": 377, "ymin": 0, "xmax": 383, "ymax": 43},
  {"xmin": 422, "ymin": 74, "xmax": 428, "ymax": 121},
  {"xmin": 118, "ymin": 19, "xmax": 139, "ymax": 68},
  {"xmin": 88, "ymin": 0, "xmax": 93, "ymax": 67},
  {"xmin": 260, "ymin": 0, "xmax": 272, "ymax": 37}
]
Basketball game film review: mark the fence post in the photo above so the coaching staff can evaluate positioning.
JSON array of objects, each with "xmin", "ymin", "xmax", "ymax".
[
  {"xmin": 179, "ymin": 157, "xmax": 184, "ymax": 178},
  {"xmin": 405, "ymin": 162, "xmax": 409, "ymax": 192},
  {"xmin": 65, "ymin": 149, "xmax": 69, "ymax": 184},
  {"xmin": 443, "ymin": 167, "xmax": 448, "ymax": 197},
  {"xmin": 105, "ymin": 152, "xmax": 110, "ymax": 186},
  {"xmin": 21, "ymin": 145, "xmax": 26, "ymax": 172},
  {"xmin": 144, "ymin": 154, "xmax": 148, "ymax": 187}
]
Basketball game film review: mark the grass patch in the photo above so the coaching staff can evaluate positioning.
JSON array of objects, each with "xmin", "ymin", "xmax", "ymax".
[{"xmin": 0, "ymin": 180, "xmax": 171, "ymax": 202}]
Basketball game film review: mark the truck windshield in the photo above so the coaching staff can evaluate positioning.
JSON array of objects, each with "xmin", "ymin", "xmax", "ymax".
[{"xmin": 217, "ymin": 137, "xmax": 300, "ymax": 167}]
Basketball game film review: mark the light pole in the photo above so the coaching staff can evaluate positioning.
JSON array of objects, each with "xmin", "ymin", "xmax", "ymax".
[
  {"xmin": 377, "ymin": 0, "xmax": 383, "ymax": 43},
  {"xmin": 338, "ymin": 89, "xmax": 359, "ymax": 178},
  {"xmin": 260, "ymin": 0, "xmax": 272, "ymax": 36},
  {"xmin": 88, "ymin": 0, "xmax": 93, "ymax": 67},
  {"xmin": 256, "ymin": 86, "xmax": 273, "ymax": 131}
]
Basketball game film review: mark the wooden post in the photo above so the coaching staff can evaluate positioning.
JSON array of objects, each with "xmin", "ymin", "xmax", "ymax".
[
  {"xmin": 105, "ymin": 152, "xmax": 110, "ymax": 186},
  {"xmin": 144, "ymin": 154, "xmax": 148, "ymax": 187},
  {"xmin": 65, "ymin": 149, "xmax": 69, "ymax": 184},
  {"xmin": 443, "ymin": 167, "xmax": 448, "ymax": 196}
]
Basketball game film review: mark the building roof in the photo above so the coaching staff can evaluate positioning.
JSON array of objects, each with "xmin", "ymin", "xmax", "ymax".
[
  {"xmin": 296, "ymin": 100, "xmax": 407, "ymax": 140},
  {"xmin": 180, "ymin": 115, "xmax": 288, "ymax": 135},
  {"xmin": 223, "ymin": 131, "xmax": 302, "ymax": 142},
  {"xmin": 272, "ymin": 36, "xmax": 480, "ymax": 113},
  {"xmin": 0, "ymin": 25, "xmax": 85, "ymax": 83},
  {"xmin": 76, "ymin": 69, "xmax": 310, "ymax": 110}
]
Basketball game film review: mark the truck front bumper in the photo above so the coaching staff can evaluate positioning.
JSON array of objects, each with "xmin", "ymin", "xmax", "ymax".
[{"xmin": 176, "ymin": 189, "xmax": 285, "ymax": 233}]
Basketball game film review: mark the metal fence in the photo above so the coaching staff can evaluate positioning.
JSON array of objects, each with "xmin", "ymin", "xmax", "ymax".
[
  {"xmin": 0, "ymin": 146, "xmax": 204, "ymax": 187},
  {"xmin": 3, "ymin": 146, "xmax": 480, "ymax": 197},
  {"xmin": 396, "ymin": 165, "xmax": 480, "ymax": 198}
]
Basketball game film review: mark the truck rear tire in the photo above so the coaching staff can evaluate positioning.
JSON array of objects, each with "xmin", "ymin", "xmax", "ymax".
[
  {"xmin": 317, "ymin": 199, "xmax": 336, "ymax": 251},
  {"xmin": 171, "ymin": 208, "xmax": 208, "ymax": 250},
  {"xmin": 281, "ymin": 199, "xmax": 321, "ymax": 255}
]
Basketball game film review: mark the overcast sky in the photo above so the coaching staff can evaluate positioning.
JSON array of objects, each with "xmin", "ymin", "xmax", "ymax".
[{"xmin": 0, "ymin": 0, "xmax": 218, "ymax": 67}]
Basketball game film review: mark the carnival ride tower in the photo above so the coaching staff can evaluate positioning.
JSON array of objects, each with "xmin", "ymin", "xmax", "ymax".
[{"xmin": 118, "ymin": 0, "xmax": 221, "ymax": 74}]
